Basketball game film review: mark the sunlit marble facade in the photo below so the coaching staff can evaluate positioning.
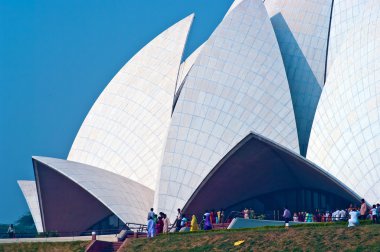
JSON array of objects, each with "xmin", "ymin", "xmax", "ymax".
[
  {"xmin": 155, "ymin": 0, "xmax": 299, "ymax": 219},
  {"xmin": 17, "ymin": 181, "xmax": 43, "ymax": 233},
  {"xmin": 18, "ymin": 0, "xmax": 380, "ymax": 232},
  {"xmin": 307, "ymin": 0, "xmax": 380, "ymax": 205},
  {"xmin": 68, "ymin": 15, "xmax": 194, "ymax": 190}
]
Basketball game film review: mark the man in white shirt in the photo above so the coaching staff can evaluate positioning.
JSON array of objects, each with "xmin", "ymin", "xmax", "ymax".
[
  {"xmin": 339, "ymin": 209, "xmax": 346, "ymax": 221},
  {"xmin": 332, "ymin": 210, "xmax": 340, "ymax": 221}
]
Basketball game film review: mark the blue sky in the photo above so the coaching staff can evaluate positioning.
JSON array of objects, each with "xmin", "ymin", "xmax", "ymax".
[{"xmin": 0, "ymin": 0, "xmax": 233, "ymax": 223}]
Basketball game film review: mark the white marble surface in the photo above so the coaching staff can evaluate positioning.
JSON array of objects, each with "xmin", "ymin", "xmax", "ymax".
[
  {"xmin": 17, "ymin": 181, "xmax": 43, "ymax": 233},
  {"xmin": 308, "ymin": 0, "xmax": 380, "ymax": 205},
  {"xmin": 155, "ymin": 0, "xmax": 298, "ymax": 220},
  {"xmin": 68, "ymin": 15, "xmax": 194, "ymax": 190}
]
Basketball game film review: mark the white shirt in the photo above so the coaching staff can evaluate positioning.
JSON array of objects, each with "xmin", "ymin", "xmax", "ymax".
[
  {"xmin": 339, "ymin": 210, "xmax": 346, "ymax": 219},
  {"xmin": 332, "ymin": 210, "xmax": 340, "ymax": 221},
  {"xmin": 349, "ymin": 211, "xmax": 359, "ymax": 222},
  {"xmin": 371, "ymin": 208, "xmax": 377, "ymax": 216}
]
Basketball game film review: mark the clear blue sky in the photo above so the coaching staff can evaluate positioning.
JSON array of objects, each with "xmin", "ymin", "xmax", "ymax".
[{"xmin": 0, "ymin": 0, "xmax": 233, "ymax": 223}]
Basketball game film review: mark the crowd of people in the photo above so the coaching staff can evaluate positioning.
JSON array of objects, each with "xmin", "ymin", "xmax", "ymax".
[
  {"xmin": 146, "ymin": 203, "xmax": 380, "ymax": 236},
  {"xmin": 146, "ymin": 199, "xmax": 380, "ymax": 238},
  {"xmin": 146, "ymin": 208, "xmax": 171, "ymax": 238},
  {"xmin": 145, "ymin": 208, "xmax": 225, "ymax": 238},
  {"xmin": 282, "ymin": 199, "xmax": 380, "ymax": 227}
]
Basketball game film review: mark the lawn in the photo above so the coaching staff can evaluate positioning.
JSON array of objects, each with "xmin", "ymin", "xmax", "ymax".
[
  {"xmin": 123, "ymin": 223, "xmax": 380, "ymax": 252},
  {"xmin": 0, "ymin": 241, "xmax": 88, "ymax": 252}
]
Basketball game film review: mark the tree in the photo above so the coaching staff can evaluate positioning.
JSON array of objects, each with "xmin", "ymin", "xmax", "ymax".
[{"xmin": 16, "ymin": 211, "xmax": 35, "ymax": 227}]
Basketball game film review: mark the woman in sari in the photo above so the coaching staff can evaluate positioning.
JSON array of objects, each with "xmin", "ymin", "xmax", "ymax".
[{"xmin": 190, "ymin": 215, "xmax": 199, "ymax": 231}]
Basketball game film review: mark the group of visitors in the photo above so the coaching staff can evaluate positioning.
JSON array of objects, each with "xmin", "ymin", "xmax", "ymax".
[
  {"xmin": 177, "ymin": 209, "xmax": 224, "ymax": 231},
  {"xmin": 243, "ymin": 208, "xmax": 256, "ymax": 219},
  {"xmin": 174, "ymin": 208, "xmax": 190, "ymax": 232},
  {"xmin": 146, "ymin": 208, "xmax": 171, "ymax": 238},
  {"xmin": 146, "ymin": 199, "xmax": 380, "ymax": 237},
  {"xmin": 284, "ymin": 199, "xmax": 380, "ymax": 228},
  {"xmin": 292, "ymin": 209, "xmax": 345, "ymax": 223},
  {"xmin": 146, "ymin": 208, "xmax": 226, "ymax": 237}
]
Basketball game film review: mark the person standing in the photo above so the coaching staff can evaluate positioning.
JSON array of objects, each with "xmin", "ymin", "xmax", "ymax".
[
  {"xmin": 360, "ymin": 199, "xmax": 367, "ymax": 220},
  {"xmin": 156, "ymin": 216, "xmax": 164, "ymax": 234},
  {"xmin": 371, "ymin": 205, "xmax": 377, "ymax": 224},
  {"xmin": 147, "ymin": 208, "xmax": 155, "ymax": 220},
  {"xmin": 7, "ymin": 224, "xmax": 15, "ymax": 238},
  {"xmin": 180, "ymin": 214, "xmax": 188, "ymax": 228},
  {"xmin": 220, "ymin": 209, "xmax": 224, "ymax": 224},
  {"xmin": 348, "ymin": 208, "xmax": 360, "ymax": 227},
  {"xmin": 203, "ymin": 210, "xmax": 212, "ymax": 230},
  {"xmin": 175, "ymin": 208, "xmax": 183, "ymax": 232},
  {"xmin": 283, "ymin": 207, "xmax": 291, "ymax": 227},
  {"xmin": 162, "ymin": 214, "xmax": 170, "ymax": 233},
  {"xmin": 249, "ymin": 208, "xmax": 254, "ymax": 219},
  {"xmin": 339, "ymin": 209, "xmax": 347, "ymax": 221},
  {"xmin": 293, "ymin": 213, "xmax": 299, "ymax": 222},
  {"xmin": 147, "ymin": 216, "xmax": 155, "ymax": 238},
  {"xmin": 243, "ymin": 208, "xmax": 249, "ymax": 219},
  {"xmin": 190, "ymin": 215, "xmax": 199, "ymax": 231}
]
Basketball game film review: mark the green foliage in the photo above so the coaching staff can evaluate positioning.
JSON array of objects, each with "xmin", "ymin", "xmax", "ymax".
[
  {"xmin": 15, "ymin": 212, "xmax": 35, "ymax": 227},
  {"xmin": 256, "ymin": 214, "xmax": 266, "ymax": 220},
  {"xmin": 0, "ymin": 212, "xmax": 37, "ymax": 237},
  {"xmin": 36, "ymin": 231, "xmax": 59, "ymax": 237}
]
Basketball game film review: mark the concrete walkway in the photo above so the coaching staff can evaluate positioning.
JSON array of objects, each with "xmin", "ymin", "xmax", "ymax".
[{"xmin": 0, "ymin": 234, "xmax": 117, "ymax": 244}]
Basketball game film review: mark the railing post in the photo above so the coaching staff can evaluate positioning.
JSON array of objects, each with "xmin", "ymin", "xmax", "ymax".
[{"xmin": 91, "ymin": 231, "xmax": 96, "ymax": 241}]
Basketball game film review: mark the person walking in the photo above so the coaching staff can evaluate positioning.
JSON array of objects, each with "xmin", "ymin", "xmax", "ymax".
[
  {"xmin": 283, "ymin": 207, "xmax": 291, "ymax": 227},
  {"xmin": 360, "ymin": 199, "xmax": 367, "ymax": 220},
  {"xmin": 7, "ymin": 224, "xmax": 15, "ymax": 238}
]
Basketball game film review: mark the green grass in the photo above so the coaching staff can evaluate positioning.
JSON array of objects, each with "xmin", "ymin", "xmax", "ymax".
[
  {"xmin": 123, "ymin": 222, "xmax": 380, "ymax": 252},
  {"xmin": 0, "ymin": 241, "xmax": 88, "ymax": 252}
]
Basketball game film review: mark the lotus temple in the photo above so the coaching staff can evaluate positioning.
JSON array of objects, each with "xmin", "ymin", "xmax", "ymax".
[{"xmin": 18, "ymin": 0, "xmax": 380, "ymax": 234}]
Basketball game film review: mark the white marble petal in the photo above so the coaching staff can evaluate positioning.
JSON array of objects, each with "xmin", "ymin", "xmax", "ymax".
[
  {"xmin": 176, "ymin": 43, "xmax": 205, "ymax": 94},
  {"xmin": 67, "ymin": 14, "xmax": 194, "ymax": 190},
  {"xmin": 33, "ymin": 156, "xmax": 154, "ymax": 225},
  {"xmin": 308, "ymin": 0, "xmax": 380, "ymax": 205},
  {"xmin": 326, "ymin": 0, "xmax": 370, "ymax": 76},
  {"xmin": 17, "ymin": 181, "xmax": 43, "ymax": 233},
  {"xmin": 264, "ymin": 0, "xmax": 332, "ymax": 155},
  {"xmin": 155, "ymin": 0, "xmax": 298, "ymax": 220}
]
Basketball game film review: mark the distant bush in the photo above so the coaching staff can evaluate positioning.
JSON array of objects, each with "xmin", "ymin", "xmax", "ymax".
[{"xmin": 36, "ymin": 231, "xmax": 59, "ymax": 237}]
